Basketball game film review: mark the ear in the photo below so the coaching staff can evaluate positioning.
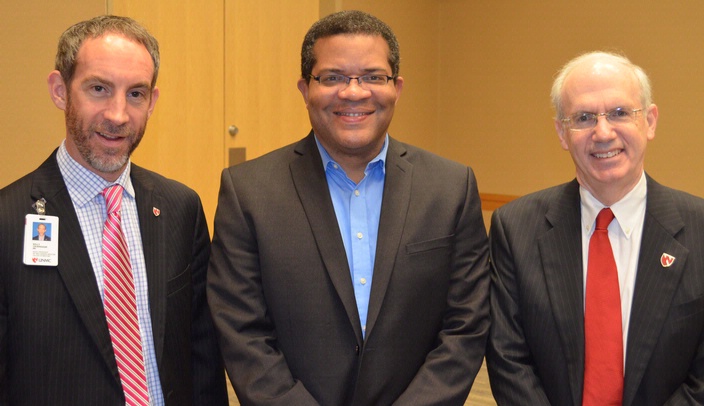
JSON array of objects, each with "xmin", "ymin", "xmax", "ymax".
[
  {"xmin": 297, "ymin": 78, "xmax": 310, "ymax": 106},
  {"xmin": 47, "ymin": 70, "xmax": 68, "ymax": 111},
  {"xmin": 645, "ymin": 103, "xmax": 658, "ymax": 141},
  {"xmin": 555, "ymin": 119, "xmax": 570, "ymax": 151},
  {"xmin": 393, "ymin": 75, "xmax": 404, "ymax": 103},
  {"xmin": 147, "ymin": 86, "xmax": 160, "ymax": 118}
]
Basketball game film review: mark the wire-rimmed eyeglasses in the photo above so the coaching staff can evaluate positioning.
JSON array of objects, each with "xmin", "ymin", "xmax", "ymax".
[{"xmin": 561, "ymin": 107, "xmax": 643, "ymax": 131}]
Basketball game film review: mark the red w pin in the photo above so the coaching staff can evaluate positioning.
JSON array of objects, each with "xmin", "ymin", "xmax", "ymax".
[
  {"xmin": 153, "ymin": 207, "xmax": 161, "ymax": 217},
  {"xmin": 660, "ymin": 253, "xmax": 675, "ymax": 267}
]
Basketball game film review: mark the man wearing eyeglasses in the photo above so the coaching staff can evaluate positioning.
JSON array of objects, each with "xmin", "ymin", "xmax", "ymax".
[
  {"xmin": 487, "ymin": 51, "xmax": 704, "ymax": 406},
  {"xmin": 208, "ymin": 10, "xmax": 490, "ymax": 406}
]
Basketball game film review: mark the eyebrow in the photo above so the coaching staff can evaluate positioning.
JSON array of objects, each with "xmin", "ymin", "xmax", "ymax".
[
  {"xmin": 317, "ymin": 68, "xmax": 391, "ymax": 74},
  {"xmin": 81, "ymin": 75, "xmax": 152, "ymax": 91}
]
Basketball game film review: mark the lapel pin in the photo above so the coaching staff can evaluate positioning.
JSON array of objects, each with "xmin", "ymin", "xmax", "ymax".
[
  {"xmin": 153, "ymin": 207, "xmax": 161, "ymax": 217},
  {"xmin": 660, "ymin": 253, "xmax": 675, "ymax": 268}
]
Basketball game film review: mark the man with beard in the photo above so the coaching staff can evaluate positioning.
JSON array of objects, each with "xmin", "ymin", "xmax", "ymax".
[{"xmin": 0, "ymin": 15, "xmax": 227, "ymax": 405}]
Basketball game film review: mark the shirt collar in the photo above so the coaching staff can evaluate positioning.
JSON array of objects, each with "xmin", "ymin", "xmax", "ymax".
[
  {"xmin": 56, "ymin": 140, "xmax": 135, "ymax": 207},
  {"xmin": 580, "ymin": 171, "xmax": 647, "ymax": 238},
  {"xmin": 314, "ymin": 134, "xmax": 389, "ymax": 176}
]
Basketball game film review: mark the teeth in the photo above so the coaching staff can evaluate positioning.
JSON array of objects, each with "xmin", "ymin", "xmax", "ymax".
[
  {"xmin": 336, "ymin": 112, "xmax": 368, "ymax": 117},
  {"xmin": 99, "ymin": 132, "xmax": 118, "ymax": 140},
  {"xmin": 594, "ymin": 150, "xmax": 620, "ymax": 159}
]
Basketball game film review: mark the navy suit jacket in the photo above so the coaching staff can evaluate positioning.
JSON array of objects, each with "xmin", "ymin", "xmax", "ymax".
[
  {"xmin": 487, "ymin": 176, "xmax": 704, "ymax": 405},
  {"xmin": 0, "ymin": 151, "xmax": 228, "ymax": 405}
]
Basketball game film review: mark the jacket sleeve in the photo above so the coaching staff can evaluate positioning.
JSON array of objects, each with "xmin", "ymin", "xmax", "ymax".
[
  {"xmin": 207, "ymin": 169, "xmax": 318, "ymax": 406},
  {"xmin": 485, "ymin": 209, "xmax": 551, "ymax": 406},
  {"xmin": 189, "ymin": 193, "xmax": 229, "ymax": 405}
]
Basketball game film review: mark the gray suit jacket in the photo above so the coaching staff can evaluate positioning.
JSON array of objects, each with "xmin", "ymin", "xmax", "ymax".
[
  {"xmin": 487, "ymin": 176, "xmax": 704, "ymax": 405},
  {"xmin": 0, "ymin": 151, "xmax": 228, "ymax": 405},
  {"xmin": 207, "ymin": 133, "xmax": 490, "ymax": 406}
]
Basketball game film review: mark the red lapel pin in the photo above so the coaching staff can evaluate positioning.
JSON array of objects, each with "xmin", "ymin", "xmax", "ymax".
[{"xmin": 660, "ymin": 253, "xmax": 675, "ymax": 267}]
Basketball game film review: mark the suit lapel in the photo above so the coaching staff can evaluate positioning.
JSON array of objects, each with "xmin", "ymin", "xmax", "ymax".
[
  {"xmin": 622, "ymin": 177, "xmax": 687, "ymax": 406},
  {"xmin": 364, "ymin": 139, "xmax": 411, "ymax": 339},
  {"xmin": 289, "ymin": 134, "xmax": 363, "ymax": 341},
  {"xmin": 30, "ymin": 152, "xmax": 119, "ymax": 378},
  {"xmin": 537, "ymin": 180, "xmax": 586, "ymax": 405},
  {"xmin": 131, "ymin": 165, "xmax": 167, "ymax": 363}
]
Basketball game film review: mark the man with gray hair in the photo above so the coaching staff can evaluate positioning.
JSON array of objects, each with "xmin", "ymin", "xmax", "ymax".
[
  {"xmin": 487, "ymin": 51, "xmax": 704, "ymax": 405},
  {"xmin": 0, "ymin": 15, "xmax": 227, "ymax": 405}
]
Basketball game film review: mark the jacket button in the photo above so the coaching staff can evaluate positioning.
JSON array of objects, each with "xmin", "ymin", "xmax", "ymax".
[{"xmin": 355, "ymin": 345, "xmax": 360, "ymax": 354}]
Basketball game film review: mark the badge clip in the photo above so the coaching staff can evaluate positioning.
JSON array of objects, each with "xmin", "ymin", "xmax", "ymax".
[{"xmin": 32, "ymin": 198, "xmax": 47, "ymax": 215}]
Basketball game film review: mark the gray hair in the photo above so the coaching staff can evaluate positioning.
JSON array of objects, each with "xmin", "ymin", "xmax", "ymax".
[{"xmin": 551, "ymin": 51, "xmax": 652, "ymax": 119}]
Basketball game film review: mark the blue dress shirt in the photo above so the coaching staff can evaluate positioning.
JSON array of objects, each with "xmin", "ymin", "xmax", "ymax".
[{"xmin": 315, "ymin": 136, "xmax": 387, "ymax": 338}]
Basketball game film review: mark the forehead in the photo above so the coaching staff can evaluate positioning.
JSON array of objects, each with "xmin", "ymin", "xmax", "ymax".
[
  {"xmin": 73, "ymin": 34, "xmax": 154, "ymax": 85},
  {"xmin": 562, "ymin": 59, "xmax": 640, "ymax": 110},
  {"xmin": 312, "ymin": 34, "xmax": 391, "ymax": 71}
]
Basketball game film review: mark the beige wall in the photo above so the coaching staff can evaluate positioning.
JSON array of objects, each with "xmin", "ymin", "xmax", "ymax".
[
  {"xmin": 4, "ymin": 1, "xmax": 704, "ymax": 202},
  {"xmin": 336, "ymin": 0, "xmax": 440, "ymax": 153},
  {"xmin": 433, "ymin": 1, "xmax": 704, "ymax": 198},
  {"xmin": 0, "ymin": 0, "xmax": 105, "ymax": 187},
  {"xmin": 338, "ymin": 1, "xmax": 704, "ymax": 199}
]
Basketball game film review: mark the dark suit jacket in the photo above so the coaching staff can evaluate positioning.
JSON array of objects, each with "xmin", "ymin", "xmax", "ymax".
[
  {"xmin": 0, "ymin": 151, "xmax": 228, "ymax": 405},
  {"xmin": 207, "ymin": 133, "xmax": 490, "ymax": 406},
  {"xmin": 32, "ymin": 235, "xmax": 50, "ymax": 241},
  {"xmin": 487, "ymin": 176, "xmax": 704, "ymax": 406}
]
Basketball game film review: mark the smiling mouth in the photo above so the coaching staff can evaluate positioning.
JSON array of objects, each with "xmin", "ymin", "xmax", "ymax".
[
  {"xmin": 98, "ymin": 132, "xmax": 121, "ymax": 140},
  {"xmin": 335, "ymin": 112, "xmax": 371, "ymax": 117},
  {"xmin": 593, "ymin": 150, "xmax": 621, "ymax": 159}
]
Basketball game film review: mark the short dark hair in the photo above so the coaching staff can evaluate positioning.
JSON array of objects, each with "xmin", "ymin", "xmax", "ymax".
[
  {"xmin": 55, "ymin": 15, "xmax": 160, "ymax": 88},
  {"xmin": 300, "ymin": 10, "xmax": 400, "ymax": 82}
]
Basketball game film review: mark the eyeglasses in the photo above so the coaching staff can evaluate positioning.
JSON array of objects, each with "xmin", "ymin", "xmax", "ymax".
[
  {"xmin": 561, "ymin": 107, "xmax": 643, "ymax": 131},
  {"xmin": 309, "ymin": 73, "xmax": 395, "ymax": 89}
]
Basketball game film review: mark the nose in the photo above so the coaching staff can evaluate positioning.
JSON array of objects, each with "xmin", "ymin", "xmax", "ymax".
[
  {"xmin": 337, "ymin": 78, "xmax": 372, "ymax": 101},
  {"xmin": 104, "ymin": 95, "xmax": 129, "ymax": 125},
  {"xmin": 592, "ymin": 114, "xmax": 616, "ymax": 142}
]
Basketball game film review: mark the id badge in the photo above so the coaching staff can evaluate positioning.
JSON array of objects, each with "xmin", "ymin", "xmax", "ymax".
[{"xmin": 23, "ymin": 214, "xmax": 59, "ymax": 266}]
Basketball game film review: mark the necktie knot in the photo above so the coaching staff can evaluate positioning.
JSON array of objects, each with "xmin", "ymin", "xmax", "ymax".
[
  {"xmin": 596, "ymin": 208, "xmax": 615, "ymax": 230},
  {"xmin": 103, "ymin": 184, "xmax": 124, "ymax": 215}
]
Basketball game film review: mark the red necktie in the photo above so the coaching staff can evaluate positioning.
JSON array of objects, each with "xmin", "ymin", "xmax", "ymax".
[
  {"xmin": 583, "ymin": 208, "xmax": 623, "ymax": 406},
  {"xmin": 102, "ymin": 185, "xmax": 150, "ymax": 406}
]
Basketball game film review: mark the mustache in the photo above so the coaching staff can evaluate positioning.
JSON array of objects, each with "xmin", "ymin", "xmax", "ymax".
[{"xmin": 93, "ymin": 121, "xmax": 133, "ymax": 137}]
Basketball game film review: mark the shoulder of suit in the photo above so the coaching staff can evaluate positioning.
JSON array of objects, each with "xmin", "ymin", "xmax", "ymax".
[
  {"xmin": 388, "ymin": 137, "xmax": 468, "ymax": 171},
  {"xmin": 496, "ymin": 181, "xmax": 577, "ymax": 217},
  {"xmin": 225, "ymin": 138, "xmax": 306, "ymax": 177},
  {"xmin": 130, "ymin": 163, "xmax": 199, "ymax": 200}
]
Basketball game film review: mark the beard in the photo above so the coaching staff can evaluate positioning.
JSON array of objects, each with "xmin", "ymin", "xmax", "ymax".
[{"xmin": 65, "ymin": 92, "xmax": 146, "ymax": 175}]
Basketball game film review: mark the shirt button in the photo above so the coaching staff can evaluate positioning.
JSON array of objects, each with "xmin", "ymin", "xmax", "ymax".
[
  {"xmin": 357, "ymin": 232, "xmax": 363, "ymax": 239},
  {"xmin": 354, "ymin": 190, "xmax": 360, "ymax": 197},
  {"xmin": 360, "ymin": 278, "xmax": 367, "ymax": 285}
]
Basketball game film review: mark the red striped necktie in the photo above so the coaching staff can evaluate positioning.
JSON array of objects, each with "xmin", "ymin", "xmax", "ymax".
[
  {"xmin": 583, "ymin": 208, "xmax": 623, "ymax": 406},
  {"xmin": 102, "ymin": 184, "xmax": 150, "ymax": 406}
]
